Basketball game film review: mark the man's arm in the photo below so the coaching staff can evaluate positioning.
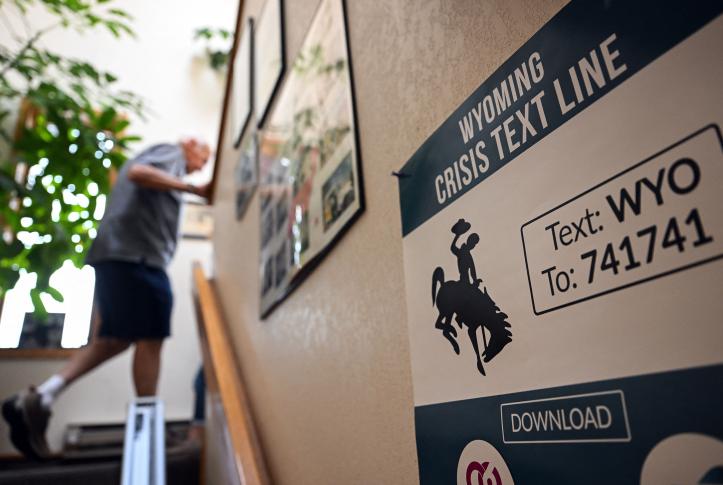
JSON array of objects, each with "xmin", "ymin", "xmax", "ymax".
[
  {"xmin": 128, "ymin": 164, "xmax": 208, "ymax": 197},
  {"xmin": 450, "ymin": 233, "xmax": 461, "ymax": 255}
]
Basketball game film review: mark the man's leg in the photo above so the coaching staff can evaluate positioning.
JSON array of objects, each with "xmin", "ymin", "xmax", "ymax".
[
  {"xmin": 31, "ymin": 308, "xmax": 130, "ymax": 409},
  {"xmin": 2, "ymin": 307, "xmax": 129, "ymax": 459},
  {"xmin": 56, "ymin": 307, "xmax": 130, "ymax": 387},
  {"xmin": 187, "ymin": 366, "xmax": 205, "ymax": 442},
  {"xmin": 132, "ymin": 339, "xmax": 164, "ymax": 396}
]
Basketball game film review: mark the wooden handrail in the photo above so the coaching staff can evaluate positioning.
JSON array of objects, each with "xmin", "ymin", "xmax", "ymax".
[{"xmin": 192, "ymin": 262, "xmax": 270, "ymax": 485}]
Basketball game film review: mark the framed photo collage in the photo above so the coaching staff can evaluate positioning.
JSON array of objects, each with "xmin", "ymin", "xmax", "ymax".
[{"xmin": 216, "ymin": 0, "xmax": 364, "ymax": 317}]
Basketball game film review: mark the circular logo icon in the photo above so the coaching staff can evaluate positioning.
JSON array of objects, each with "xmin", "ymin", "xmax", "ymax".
[
  {"xmin": 457, "ymin": 440, "xmax": 514, "ymax": 485},
  {"xmin": 641, "ymin": 433, "xmax": 723, "ymax": 485}
]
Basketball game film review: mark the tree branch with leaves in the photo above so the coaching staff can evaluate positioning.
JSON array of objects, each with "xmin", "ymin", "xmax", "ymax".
[{"xmin": 0, "ymin": 0, "xmax": 146, "ymax": 319}]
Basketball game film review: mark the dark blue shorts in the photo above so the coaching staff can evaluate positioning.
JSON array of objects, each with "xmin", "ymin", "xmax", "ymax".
[{"xmin": 92, "ymin": 260, "xmax": 173, "ymax": 340}]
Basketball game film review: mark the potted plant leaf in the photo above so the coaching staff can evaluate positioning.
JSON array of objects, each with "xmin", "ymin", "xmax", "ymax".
[{"xmin": 0, "ymin": 0, "xmax": 147, "ymax": 323}]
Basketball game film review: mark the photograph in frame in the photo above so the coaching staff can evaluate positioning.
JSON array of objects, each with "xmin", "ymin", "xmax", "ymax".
[
  {"xmin": 234, "ymin": 128, "xmax": 258, "ymax": 220},
  {"xmin": 253, "ymin": 0, "xmax": 285, "ymax": 128},
  {"xmin": 181, "ymin": 202, "xmax": 214, "ymax": 240},
  {"xmin": 258, "ymin": 0, "xmax": 363, "ymax": 317},
  {"xmin": 232, "ymin": 17, "xmax": 254, "ymax": 147}
]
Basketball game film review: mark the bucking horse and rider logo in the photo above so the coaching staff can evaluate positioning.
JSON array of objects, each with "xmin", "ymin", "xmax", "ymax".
[{"xmin": 431, "ymin": 219, "xmax": 512, "ymax": 375}]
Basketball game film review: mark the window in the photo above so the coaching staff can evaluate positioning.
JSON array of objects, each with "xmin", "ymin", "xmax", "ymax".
[{"xmin": 0, "ymin": 261, "xmax": 95, "ymax": 349}]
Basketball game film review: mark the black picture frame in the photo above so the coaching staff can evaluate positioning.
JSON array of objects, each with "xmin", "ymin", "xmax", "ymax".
[
  {"xmin": 258, "ymin": 0, "xmax": 364, "ymax": 318},
  {"xmin": 210, "ymin": 3, "xmax": 247, "ymax": 204},
  {"xmin": 19, "ymin": 313, "xmax": 65, "ymax": 349},
  {"xmin": 253, "ymin": 0, "xmax": 285, "ymax": 129},
  {"xmin": 234, "ymin": 128, "xmax": 258, "ymax": 220},
  {"xmin": 233, "ymin": 17, "xmax": 254, "ymax": 148}
]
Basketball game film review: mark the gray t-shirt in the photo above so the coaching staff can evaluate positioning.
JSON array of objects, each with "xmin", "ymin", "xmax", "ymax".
[{"xmin": 86, "ymin": 143, "xmax": 187, "ymax": 268}]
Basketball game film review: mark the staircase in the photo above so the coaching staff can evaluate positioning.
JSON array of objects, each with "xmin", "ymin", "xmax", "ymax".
[{"xmin": 0, "ymin": 419, "xmax": 200, "ymax": 485}]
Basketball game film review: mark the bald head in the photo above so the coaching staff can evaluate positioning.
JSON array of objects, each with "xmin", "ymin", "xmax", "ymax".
[{"xmin": 180, "ymin": 137, "xmax": 211, "ymax": 173}]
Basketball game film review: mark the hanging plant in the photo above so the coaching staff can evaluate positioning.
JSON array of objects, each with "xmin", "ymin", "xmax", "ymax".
[{"xmin": 193, "ymin": 27, "xmax": 233, "ymax": 71}]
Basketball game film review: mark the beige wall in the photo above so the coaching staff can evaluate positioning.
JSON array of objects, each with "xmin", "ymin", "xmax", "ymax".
[{"xmin": 213, "ymin": 0, "xmax": 567, "ymax": 483}]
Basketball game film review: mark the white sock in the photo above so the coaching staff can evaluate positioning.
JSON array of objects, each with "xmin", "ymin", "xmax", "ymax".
[{"xmin": 36, "ymin": 375, "xmax": 66, "ymax": 408}]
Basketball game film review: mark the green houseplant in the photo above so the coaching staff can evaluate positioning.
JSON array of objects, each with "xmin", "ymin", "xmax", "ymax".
[
  {"xmin": 193, "ymin": 26, "xmax": 232, "ymax": 71},
  {"xmin": 0, "ymin": 0, "xmax": 146, "ymax": 319}
]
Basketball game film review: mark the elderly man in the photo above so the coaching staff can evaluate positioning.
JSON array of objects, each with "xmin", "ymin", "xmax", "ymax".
[{"xmin": 2, "ymin": 138, "xmax": 211, "ymax": 459}]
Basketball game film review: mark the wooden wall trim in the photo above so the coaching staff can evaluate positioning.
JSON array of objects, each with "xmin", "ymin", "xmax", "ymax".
[
  {"xmin": 0, "ymin": 348, "xmax": 77, "ymax": 359},
  {"xmin": 208, "ymin": 0, "xmax": 246, "ymax": 204},
  {"xmin": 192, "ymin": 262, "xmax": 270, "ymax": 485}
]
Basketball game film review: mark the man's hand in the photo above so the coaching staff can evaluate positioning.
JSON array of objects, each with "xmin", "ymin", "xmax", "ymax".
[{"xmin": 187, "ymin": 182, "xmax": 211, "ymax": 199}]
